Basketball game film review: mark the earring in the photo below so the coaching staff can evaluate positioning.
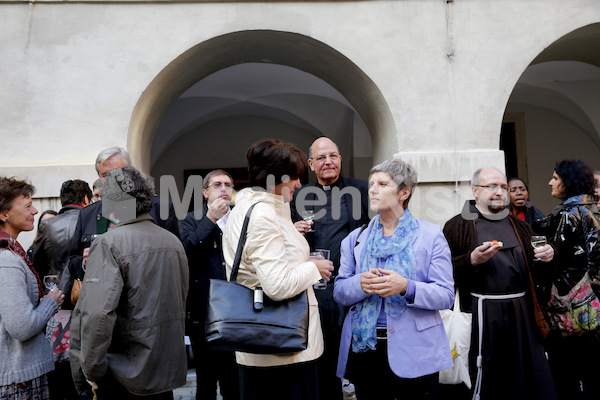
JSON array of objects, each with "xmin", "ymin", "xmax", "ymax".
[{"xmin": 3, "ymin": 218, "xmax": 8, "ymax": 223}]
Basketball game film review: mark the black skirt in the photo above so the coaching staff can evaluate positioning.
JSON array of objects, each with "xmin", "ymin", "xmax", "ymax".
[{"xmin": 238, "ymin": 361, "xmax": 319, "ymax": 400}]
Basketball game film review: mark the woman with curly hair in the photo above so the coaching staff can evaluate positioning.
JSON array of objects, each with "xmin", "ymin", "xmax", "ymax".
[{"xmin": 541, "ymin": 159, "xmax": 600, "ymax": 399}]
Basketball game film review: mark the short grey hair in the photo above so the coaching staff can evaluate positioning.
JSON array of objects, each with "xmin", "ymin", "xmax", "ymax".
[
  {"xmin": 471, "ymin": 167, "xmax": 505, "ymax": 186},
  {"xmin": 471, "ymin": 168, "xmax": 483, "ymax": 186},
  {"xmin": 370, "ymin": 159, "xmax": 418, "ymax": 209},
  {"xmin": 95, "ymin": 146, "xmax": 132, "ymax": 173}
]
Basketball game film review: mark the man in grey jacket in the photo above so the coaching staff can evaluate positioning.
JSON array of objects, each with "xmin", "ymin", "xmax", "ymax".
[{"xmin": 70, "ymin": 166, "xmax": 189, "ymax": 400}]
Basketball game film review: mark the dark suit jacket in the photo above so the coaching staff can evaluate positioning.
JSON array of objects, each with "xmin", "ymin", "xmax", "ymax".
[
  {"xmin": 179, "ymin": 205, "xmax": 228, "ymax": 335},
  {"xmin": 290, "ymin": 175, "xmax": 370, "ymax": 269}
]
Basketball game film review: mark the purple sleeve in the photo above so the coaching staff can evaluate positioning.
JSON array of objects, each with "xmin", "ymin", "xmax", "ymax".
[{"xmin": 405, "ymin": 279, "xmax": 416, "ymax": 302}]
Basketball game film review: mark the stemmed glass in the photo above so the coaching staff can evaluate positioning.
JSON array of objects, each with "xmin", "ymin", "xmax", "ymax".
[
  {"xmin": 44, "ymin": 275, "xmax": 59, "ymax": 292},
  {"xmin": 531, "ymin": 235, "xmax": 547, "ymax": 261},
  {"xmin": 301, "ymin": 210, "xmax": 315, "ymax": 233},
  {"xmin": 44, "ymin": 274, "xmax": 61, "ymax": 309}
]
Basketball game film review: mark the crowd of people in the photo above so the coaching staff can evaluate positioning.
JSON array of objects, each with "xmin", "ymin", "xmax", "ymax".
[{"xmin": 1, "ymin": 138, "xmax": 599, "ymax": 400}]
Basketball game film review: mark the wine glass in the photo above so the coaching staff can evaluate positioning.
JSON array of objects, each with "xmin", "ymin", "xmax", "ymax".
[
  {"xmin": 531, "ymin": 235, "xmax": 546, "ymax": 261},
  {"xmin": 301, "ymin": 210, "xmax": 315, "ymax": 233},
  {"xmin": 310, "ymin": 251, "xmax": 327, "ymax": 290},
  {"xmin": 44, "ymin": 275, "xmax": 59, "ymax": 292}
]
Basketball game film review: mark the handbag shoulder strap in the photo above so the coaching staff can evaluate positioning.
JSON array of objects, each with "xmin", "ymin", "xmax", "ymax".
[
  {"xmin": 229, "ymin": 202, "xmax": 261, "ymax": 283},
  {"xmin": 52, "ymin": 315, "xmax": 72, "ymax": 351},
  {"xmin": 354, "ymin": 224, "xmax": 368, "ymax": 249},
  {"xmin": 453, "ymin": 289, "xmax": 462, "ymax": 312}
]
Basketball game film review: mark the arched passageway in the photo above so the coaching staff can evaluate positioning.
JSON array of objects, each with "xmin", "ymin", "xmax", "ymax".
[
  {"xmin": 128, "ymin": 30, "xmax": 396, "ymax": 190},
  {"xmin": 503, "ymin": 23, "xmax": 600, "ymax": 213}
]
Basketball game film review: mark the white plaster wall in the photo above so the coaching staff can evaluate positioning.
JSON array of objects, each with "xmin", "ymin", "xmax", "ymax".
[{"xmin": 2, "ymin": 0, "xmax": 600, "ymax": 228}]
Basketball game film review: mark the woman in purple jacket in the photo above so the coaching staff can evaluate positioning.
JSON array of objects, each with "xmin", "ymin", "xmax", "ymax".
[{"xmin": 334, "ymin": 159, "xmax": 454, "ymax": 400}]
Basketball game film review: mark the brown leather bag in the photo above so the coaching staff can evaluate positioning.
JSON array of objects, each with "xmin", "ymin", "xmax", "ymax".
[{"xmin": 71, "ymin": 278, "xmax": 82, "ymax": 304}]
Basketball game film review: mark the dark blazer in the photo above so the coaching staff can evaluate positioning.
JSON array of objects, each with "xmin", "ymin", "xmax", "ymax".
[
  {"xmin": 179, "ymin": 205, "xmax": 228, "ymax": 333},
  {"xmin": 290, "ymin": 175, "xmax": 370, "ymax": 269},
  {"xmin": 66, "ymin": 197, "xmax": 179, "ymax": 305},
  {"xmin": 291, "ymin": 175, "xmax": 370, "ymax": 228}
]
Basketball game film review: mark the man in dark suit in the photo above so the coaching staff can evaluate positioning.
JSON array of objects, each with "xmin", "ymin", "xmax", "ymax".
[
  {"xmin": 290, "ymin": 137, "xmax": 370, "ymax": 400},
  {"xmin": 31, "ymin": 179, "xmax": 92, "ymax": 400},
  {"xmin": 66, "ymin": 147, "xmax": 179, "ymax": 307},
  {"xmin": 179, "ymin": 169, "xmax": 239, "ymax": 400}
]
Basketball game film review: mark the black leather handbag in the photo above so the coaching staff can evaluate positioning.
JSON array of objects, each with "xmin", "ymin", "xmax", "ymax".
[{"xmin": 205, "ymin": 202, "xmax": 309, "ymax": 354}]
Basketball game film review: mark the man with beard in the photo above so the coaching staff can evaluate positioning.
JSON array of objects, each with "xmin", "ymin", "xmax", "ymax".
[{"xmin": 443, "ymin": 167, "xmax": 558, "ymax": 400}]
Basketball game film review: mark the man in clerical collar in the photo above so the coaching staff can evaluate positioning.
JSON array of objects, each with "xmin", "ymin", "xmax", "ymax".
[
  {"xmin": 290, "ymin": 136, "xmax": 370, "ymax": 400},
  {"xmin": 442, "ymin": 167, "xmax": 557, "ymax": 399}
]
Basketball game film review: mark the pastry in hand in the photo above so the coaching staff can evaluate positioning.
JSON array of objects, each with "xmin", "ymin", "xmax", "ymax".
[{"xmin": 483, "ymin": 240, "xmax": 503, "ymax": 247}]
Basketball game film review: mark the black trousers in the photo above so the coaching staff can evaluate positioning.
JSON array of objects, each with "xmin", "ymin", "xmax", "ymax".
[
  {"xmin": 346, "ymin": 340, "xmax": 439, "ymax": 400},
  {"xmin": 238, "ymin": 361, "xmax": 319, "ymax": 400},
  {"xmin": 314, "ymin": 284, "xmax": 344, "ymax": 400},
  {"xmin": 95, "ymin": 374, "xmax": 173, "ymax": 400},
  {"xmin": 48, "ymin": 361, "xmax": 79, "ymax": 400},
  {"xmin": 189, "ymin": 327, "xmax": 239, "ymax": 400},
  {"xmin": 546, "ymin": 330, "xmax": 600, "ymax": 400}
]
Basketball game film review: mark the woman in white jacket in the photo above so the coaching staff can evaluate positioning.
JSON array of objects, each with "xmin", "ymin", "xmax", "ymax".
[{"xmin": 223, "ymin": 139, "xmax": 333, "ymax": 400}]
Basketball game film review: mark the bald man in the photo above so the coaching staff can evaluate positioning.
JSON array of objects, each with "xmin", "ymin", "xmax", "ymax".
[
  {"xmin": 443, "ymin": 167, "xmax": 557, "ymax": 400},
  {"xmin": 290, "ymin": 137, "xmax": 369, "ymax": 400}
]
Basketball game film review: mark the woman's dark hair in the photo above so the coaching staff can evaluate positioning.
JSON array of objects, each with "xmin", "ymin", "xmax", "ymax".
[
  {"xmin": 37, "ymin": 210, "xmax": 58, "ymax": 229},
  {"xmin": 246, "ymin": 139, "xmax": 307, "ymax": 188},
  {"xmin": 554, "ymin": 159, "xmax": 595, "ymax": 200},
  {"xmin": 0, "ymin": 177, "xmax": 36, "ymax": 215}
]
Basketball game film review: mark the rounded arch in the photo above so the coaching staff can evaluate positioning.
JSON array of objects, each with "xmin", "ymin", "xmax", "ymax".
[
  {"xmin": 128, "ymin": 30, "xmax": 396, "ymax": 175},
  {"xmin": 503, "ymin": 22, "xmax": 600, "ymax": 213}
]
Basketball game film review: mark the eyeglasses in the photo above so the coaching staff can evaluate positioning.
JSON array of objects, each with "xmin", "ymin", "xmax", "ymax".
[
  {"xmin": 207, "ymin": 182, "xmax": 233, "ymax": 190},
  {"xmin": 312, "ymin": 153, "xmax": 340, "ymax": 163},
  {"xmin": 475, "ymin": 184, "xmax": 509, "ymax": 192}
]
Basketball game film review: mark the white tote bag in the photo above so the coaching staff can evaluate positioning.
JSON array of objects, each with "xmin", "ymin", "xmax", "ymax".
[{"xmin": 439, "ymin": 290, "xmax": 472, "ymax": 388}]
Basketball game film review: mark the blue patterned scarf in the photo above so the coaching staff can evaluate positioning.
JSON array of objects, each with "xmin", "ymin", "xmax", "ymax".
[{"xmin": 351, "ymin": 210, "xmax": 418, "ymax": 352}]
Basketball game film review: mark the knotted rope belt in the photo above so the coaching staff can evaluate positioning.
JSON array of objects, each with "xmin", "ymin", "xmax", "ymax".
[{"xmin": 470, "ymin": 291, "xmax": 526, "ymax": 400}]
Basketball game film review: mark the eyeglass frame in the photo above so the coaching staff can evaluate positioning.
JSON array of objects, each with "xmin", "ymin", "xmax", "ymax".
[
  {"xmin": 206, "ymin": 182, "xmax": 234, "ymax": 190},
  {"xmin": 311, "ymin": 153, "xmax": 341, "ymax": 163},
  {"xmin": 474, "ymin": 184, "xmax": 509, "ymax": 192}
]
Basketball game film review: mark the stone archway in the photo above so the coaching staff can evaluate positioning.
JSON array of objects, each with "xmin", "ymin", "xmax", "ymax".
[
  {"xmin": 503, "ymin": 23, "xmax": 600, "ymax": 213},
  {"xmin": 128, "ymin": 30, "xmax": 396, "ymax": 176}
]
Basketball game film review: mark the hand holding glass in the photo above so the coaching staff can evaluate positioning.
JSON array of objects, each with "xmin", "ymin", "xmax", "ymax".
[
  {"xmin": 44, "ymin": 275, "xmax": 59, "ymax": 291},
  {"xmin": 531, "ymin": 235, "xmax": 546, "ymax": 261},
  {"xmin": 301, "ymin": 210, "xmax": 315, "ymax": 233},
  {"xmin": 311, "ymin": 249, "xmax": 330, "ymax": 290}
]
